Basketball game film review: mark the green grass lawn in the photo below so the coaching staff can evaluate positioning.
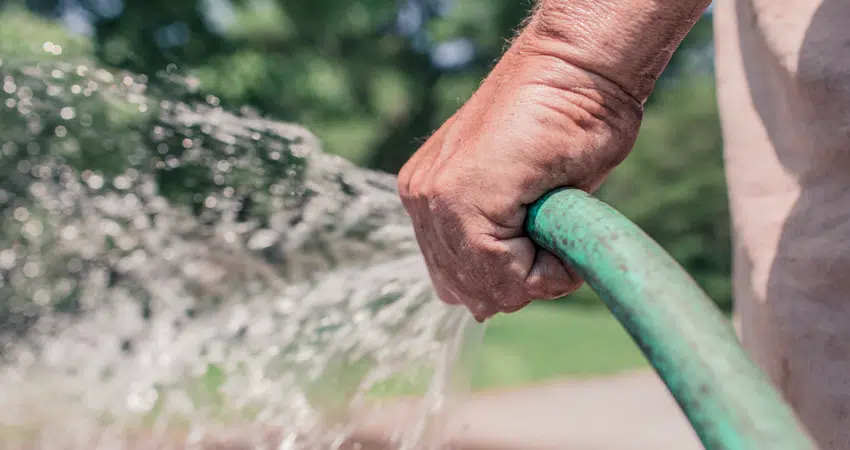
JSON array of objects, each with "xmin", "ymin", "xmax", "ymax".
[{"xmin": 470, "ymin": 302, "xmax": 648, "ymax": 390}]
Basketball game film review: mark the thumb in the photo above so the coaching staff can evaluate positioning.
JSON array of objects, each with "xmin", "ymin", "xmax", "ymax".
[{"xmin": 524, "ymin": 248, "xmax": 583, "ymax": 301}]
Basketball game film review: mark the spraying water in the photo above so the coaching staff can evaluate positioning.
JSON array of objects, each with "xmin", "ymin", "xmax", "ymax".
[{"xmin": 0, "ymin": 57, "xmax": 485, "ymax": 449}]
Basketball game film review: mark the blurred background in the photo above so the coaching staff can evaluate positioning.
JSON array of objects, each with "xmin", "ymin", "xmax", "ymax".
[{"xmin": 0, "ymin": 0, "xmax": 727, "ymax": 390}]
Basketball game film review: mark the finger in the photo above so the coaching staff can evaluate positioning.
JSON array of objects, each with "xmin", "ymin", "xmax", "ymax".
[
  {"xmin": 433, "ymin": 253, "xmax": 498, "ymax": 320},
  {"xmin": 431, "ymin": 270, "xmax": 464, "ymax": 305},
  {"xmin": 578, "ymin": 168, "xmax": 614, "ymax": 194},
  {"xmin": 470, "ymin": 301, "xmax": 497, "ymax": 323},
  {"xmin": 409, "ymin": 194, "xmax": 477, "ymax": 313},
  {"xmin": 479, "ymin": 236, "xmax": 537, "ymax": 310},
  {"xmin": 414, "ymin": 241, "xmax": 466, "ymax": 308},
  {"xmin": 524, "ymin": 248, "xmax": 583, "ymax": 300},
  {"xmin": 499, "ymin": 300, "xmax": 532, "ymax": 314},
  {"xmin": 404, "ymin": 188, "xmax": 456, "ymax": 307},
  {"xmin": 435, "ymin": 286, "xmax": 464, "ymax": 306},
  {"xmin": 422, "ymin": 195, "xmax": 499, "ymax": 320},
  {"xmin": 411, "ymin": 225, "xmax": 463, "ymax": 308}
]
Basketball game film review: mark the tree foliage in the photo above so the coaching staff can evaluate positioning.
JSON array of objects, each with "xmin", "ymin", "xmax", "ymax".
[
  {"xmin": 0, "ymin": 3, "xmax": 732, "ymax": 311},
  {"xmin": 6, "ymin": 0, "xmax": 715, "ymax": 170}
]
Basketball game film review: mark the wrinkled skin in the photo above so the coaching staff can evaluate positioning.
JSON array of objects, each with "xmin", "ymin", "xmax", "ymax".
[
  {"xmin": 397, "ymin": 31, "xmax": 643, "ymax": 321},
  {"xmin": 398, "ymin": 1, "xmax": 706, "ymax": 322}
]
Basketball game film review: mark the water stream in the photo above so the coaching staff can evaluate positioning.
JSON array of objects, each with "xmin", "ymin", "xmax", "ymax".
[{"xmin": 0, "ymin": 57, "xmax": 484, "ymax": 449}]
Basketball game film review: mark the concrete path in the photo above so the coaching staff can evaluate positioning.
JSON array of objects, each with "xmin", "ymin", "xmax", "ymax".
[
  {"xmin": 355, "ymin": 370, "xmax": 705, "ymax": 449},
  {"xmin": 7, "ymin": 370, "xmax": 704, "ymax": 449}
]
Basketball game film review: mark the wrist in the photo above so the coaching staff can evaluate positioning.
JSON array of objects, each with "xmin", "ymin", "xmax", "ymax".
[
  {"xmin": 493, "ymin": 34, "xmax": 644, "ymax": 147},
  {"xmin": 518, "ymin": 0, "xmax": 711, "ymax": 103},
  {"xmin": 478, "ymin": 42, "xmax": 644, "ymax": 192}
]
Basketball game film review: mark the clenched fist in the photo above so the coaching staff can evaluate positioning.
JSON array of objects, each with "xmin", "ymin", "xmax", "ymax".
[{"xmin": 398, "ymin": 29, "xmax": 644, "ymax": 321}]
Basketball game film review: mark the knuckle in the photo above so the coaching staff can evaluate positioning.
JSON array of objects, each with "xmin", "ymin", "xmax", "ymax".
[
  {"xmin": 397, "ymin": 174, "xmax": 411, "ymax": 199},
  {"xmin": 433, "ymin": 285, "xmax": 462, "ymax": 306},
  {"xmin": 485, "ymin": 275, "xmax": 528, "ymax": 309},
  {"xmin": 466, "ymin": 298, "xmax": 496, "ymax": 320},
  {"xmin": 453, "ymin": 264, "xmax": 506, "ymax": 311},
  {"xmin": 427, "ymin": 192, "xmax": 457, "ymax": 220},
  {"xmin": 427, "ymin": 189, "xmax": 470, "ymax": 233},
  {"xmin": 397, "ymin": 165, "xmax": 416, "ymax": 199}
]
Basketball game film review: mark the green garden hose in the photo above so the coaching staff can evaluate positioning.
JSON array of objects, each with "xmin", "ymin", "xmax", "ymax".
[{"xmin": 525, "ymin": 188, "xmax": 817, "ymax": 450}]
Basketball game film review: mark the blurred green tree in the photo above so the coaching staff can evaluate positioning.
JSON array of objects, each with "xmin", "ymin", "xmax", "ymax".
[
  {"xmin": 5, "ymin": 0, "xmax": 715, "ymax": 171},
  {"xmin": 0, "ymin": 3, "xmax": 731, "ymax": 311}
]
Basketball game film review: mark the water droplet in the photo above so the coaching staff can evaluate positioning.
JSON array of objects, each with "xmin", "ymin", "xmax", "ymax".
[
  {"xmin": 17, "ymin": 86, "xmax": 33, "ymax": 100},
  {"xmin": 30, "ymin": 182, "xmax": 47, "ymax": 196},
  {"xmin": 113, "ymin": 176, "xmax": 131, "ymax": 190},
  {"xmin": 247, "ymin": 229, "xmax": 279, "ymax": 250},
  {"xmin": 22, "ymin": 220, "xmax": 44, "ymax": 238},
  {"xmin": 60, "ymin": 226, "xmax": 79, "ymax": 241},
  {"xmin": 0, "ymin": 249, "xmax": 16, "ymax": 270},
  {"xmin": 87, "ymin": 174, "xmax": 104, "ymax": 190},
  {"xmin": 59, "ymin": 106, "xmax": 76, "ymax": 120},
  {"xmin": 126, "ymin": 386, "xmax": 158, "ymax": 413},
  {"xmin": 13, "ymin": 207, "xmax": 30, "ymax": 221},
  {"xmin": 2, "ymin": 142, "xmax": 16, "ymax": 155},
  {"xmin": 22, "ymin": 261, "xmax": 40, "ymax": 278},
  {"xmin": 66, "ymin": 258, "xmax": 82, "ymax": 273},
  {"xmin": 17, "ymin": 101, "xmax": 32, "ymax": 114}
]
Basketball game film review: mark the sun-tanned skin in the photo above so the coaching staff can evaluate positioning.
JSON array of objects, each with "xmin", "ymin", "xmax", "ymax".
[
  {"xmin": 398, "ymin": 0, "xmax": 711, "ymax": 321},
  {"xmin": 400, "ymin": 0, "xmax": 850, "ymax": 448}
]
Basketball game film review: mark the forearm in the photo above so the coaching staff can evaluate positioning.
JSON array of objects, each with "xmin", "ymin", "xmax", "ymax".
[{"xmin": 518, "ymin": 0, "xmax": 712, "ymax": 103}]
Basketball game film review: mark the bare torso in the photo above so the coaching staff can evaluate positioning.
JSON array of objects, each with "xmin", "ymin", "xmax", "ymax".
[{"xmin": 714, "ymin": 0, "xmax": 850, "ymax": 446}]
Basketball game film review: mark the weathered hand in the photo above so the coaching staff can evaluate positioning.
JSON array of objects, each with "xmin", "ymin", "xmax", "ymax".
[{"xmin": 398, "ymin": 32, "xmax": 644, "ymax": 321}]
